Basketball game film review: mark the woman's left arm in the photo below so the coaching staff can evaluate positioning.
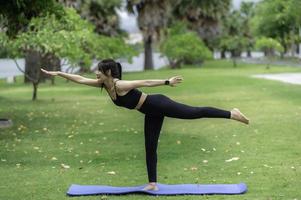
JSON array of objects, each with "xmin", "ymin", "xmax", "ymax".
[
  {"xmin": 41, "ymin": 69, "xmax": 103, "ymax": 87},
  {"xmin": 117, "ymin": 76, "xmax": 183, "ymax": 91}
]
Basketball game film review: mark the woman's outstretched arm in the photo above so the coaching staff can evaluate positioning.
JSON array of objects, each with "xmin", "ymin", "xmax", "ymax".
[
  {"xmin": 41, "ymin": 69, "xmax": 103, "ymax": 87},
  {"xmin": 117, "ymin": 76, "xmax": 183, "ymax": 91}
]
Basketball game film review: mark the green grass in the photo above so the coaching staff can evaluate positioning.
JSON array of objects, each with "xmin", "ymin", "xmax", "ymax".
[{"xmin": 1, "ymin": 60, "xmax": 301, "ymax": 200}]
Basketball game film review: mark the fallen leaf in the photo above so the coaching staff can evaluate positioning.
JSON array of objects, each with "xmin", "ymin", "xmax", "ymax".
[
  {"xmin": 107, "ymin": 171, "xmax": 116, "ymax": 175},
  {"xmin": 263, "ymin": 164, "xmax": 273, "ymax": 168},
  {"xmin": 190, "ymin": 167, "xmax": 198, "ymax": 171},
  {"xmin": 51, "ymin": 157, "xmax": 58, "ymax": 161},
  {"xmin": 225, "ymin": 157, "xmax": 240, "ymax": 162},
  {"xmin": 61, "ymin": 163, "xmax": 70, "ymax": 169}
]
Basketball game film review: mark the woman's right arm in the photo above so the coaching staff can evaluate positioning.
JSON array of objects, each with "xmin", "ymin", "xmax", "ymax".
[{"xmin": 41, "ymin": 69, "xmax": 103, "ymax": 87}]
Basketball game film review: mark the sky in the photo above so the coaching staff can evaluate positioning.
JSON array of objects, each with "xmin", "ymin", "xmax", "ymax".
[{"xmin": 118, "ymin": 0, "xmax": 262, "ymax": 33}]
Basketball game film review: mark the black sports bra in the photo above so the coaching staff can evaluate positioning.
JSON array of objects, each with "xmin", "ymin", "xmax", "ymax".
[{"xmin": 110, "ymin": 79, "xmax": 142, "ymax": 110}]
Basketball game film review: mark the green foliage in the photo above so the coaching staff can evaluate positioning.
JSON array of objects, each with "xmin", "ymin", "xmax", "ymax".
[
  {"xmin": 255, "ymin": 37, "xmax": 284, "ymax": 68},
  {"xmin": 255, "ymin": 37, "xmax": 284, "ymax": 55},
  {"xmin": 160, "ymin": 30, "xmax": 212, "ymax": 67},
  {"xmin": 173, "ymin": 0, "xmax": 231, "ymax": 21},
  {"xmin": 166, "ymin": 21, "xmax": 187, "ymax": 36},
  {"xmin": 0, "ymin": 0, "xmax": 64, "ymax": 37},
  {"xmin": 251, "ymin": 0, "xmax": 301, "ymax": 49},
  {"xmin": 219, "ymin": 35, "xmax": 249, "ymax": 67},
  {"xmin": 69, "ymin": 0, "xmax": 123, "ymax": 36},
  {"xmin": 219, "ymin": 36, "xmax": 249, "ymax": 55},
  {"xmin": 172, "ymin": 0, "xmax": 231, "ymax": 49},
  {"xmin": 217, "ymin": 6, "xmax": 255, "ymax": 59},
  {"xmin": 0, "ymin": 32, "xmax": 10, "ymax": 58},
  {"xmin": 6, "ymin": 8, "xmax": 137, "ymax": 67}
]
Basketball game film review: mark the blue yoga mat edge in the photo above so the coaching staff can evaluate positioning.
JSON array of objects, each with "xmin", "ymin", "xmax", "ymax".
[{"xmin": 67, "ymin": 182, "xmax": 248, "ymax": 196}]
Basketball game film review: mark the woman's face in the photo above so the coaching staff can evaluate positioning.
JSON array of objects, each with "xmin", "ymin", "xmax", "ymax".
[{"xmin": 95, "ymin": 70, "xmax": 108, "ymax": 80}]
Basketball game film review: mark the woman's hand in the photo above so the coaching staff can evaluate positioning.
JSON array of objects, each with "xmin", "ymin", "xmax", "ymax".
[
  {"xmin": 168, "ymin": 75, "xmax": 183, "ymax": 87},
  {"xmin": 41, "ymin": 68, "xmax": 59, "ymax": 76}
]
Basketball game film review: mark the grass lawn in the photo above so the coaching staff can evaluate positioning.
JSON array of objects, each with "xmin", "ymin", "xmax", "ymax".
[{"xmin": 0, "ymin": 60, "xmax": 300, "ymax": 200}]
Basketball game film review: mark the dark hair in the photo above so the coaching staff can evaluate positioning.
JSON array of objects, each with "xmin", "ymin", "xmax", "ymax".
[{"xmin": 97, "ymin": 59, "xmax": 122, "ymax": 92}]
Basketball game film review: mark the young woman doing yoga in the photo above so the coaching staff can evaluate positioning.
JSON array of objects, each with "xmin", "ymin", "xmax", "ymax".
[{"xmin": 41, "ymin": 59, "xmax": 249, "ymax": 191}]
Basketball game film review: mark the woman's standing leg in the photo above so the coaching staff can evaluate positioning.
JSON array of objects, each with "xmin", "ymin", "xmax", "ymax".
[{"xmin": 143, "ymin": 114, "xmax": 164, "ymax": 189}]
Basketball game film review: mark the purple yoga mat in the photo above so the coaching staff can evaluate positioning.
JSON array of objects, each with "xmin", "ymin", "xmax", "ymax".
[{"xmin": 67, "ymin": 182, "xmax": 247, "ymax": 196}]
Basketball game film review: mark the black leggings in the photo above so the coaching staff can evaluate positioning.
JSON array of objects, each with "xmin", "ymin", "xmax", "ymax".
[{"xmin": 137, "ymin": 94, "xmax": 231, "ymax": 182}]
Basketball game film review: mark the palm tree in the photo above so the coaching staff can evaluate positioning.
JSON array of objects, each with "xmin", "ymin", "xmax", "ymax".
[
  {"xmin": 172, "ymin": 0, "xmax": 231, "ymax": 50},
  {"xmin": 59, "ymin": 0, "xmax": 122, "ymax": 36},
  {"xmin": 240, "ymin": 2, "xmax": 255, "ymax": 57},
  {"xmin": 127, "ymin": 0, "xmax": 170, "ymax": 70},
  {"xmin": 58, "ymin": 0, "xmax": 122, "ymax": 72}
]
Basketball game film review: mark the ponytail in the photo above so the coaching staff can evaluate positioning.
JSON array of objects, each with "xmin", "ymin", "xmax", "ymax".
[{"xmin": 117, "ymin": 62, "xmax": 122, "ymax": 80}]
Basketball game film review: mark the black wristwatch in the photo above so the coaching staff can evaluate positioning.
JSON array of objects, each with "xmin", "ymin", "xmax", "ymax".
[{"xmin": 165, "ymin": 80, "xmax": 170, "ymax": 85}]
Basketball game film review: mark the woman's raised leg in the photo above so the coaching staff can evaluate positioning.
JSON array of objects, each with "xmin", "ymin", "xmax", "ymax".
[{"xmin": 147, "ymin": 94, "xmax": 249, "ymax": 124}]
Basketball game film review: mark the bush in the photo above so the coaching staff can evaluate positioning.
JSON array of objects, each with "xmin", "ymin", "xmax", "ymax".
[
  {"xmin": 160, "ymin": 31, "xmax": 212, "ymax": 68},
  {"xmin": 255, "ymin": 37, "xmax": 284, "ymax": 56},
  {"xmin": 255, "ymin": 37, "xmax": 284, "ymax": 69}
]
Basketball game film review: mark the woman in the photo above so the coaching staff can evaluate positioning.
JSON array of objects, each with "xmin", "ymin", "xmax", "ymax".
[{"xmin": 41, "ymin": 59, "xmax": 249, "ymax": 191}]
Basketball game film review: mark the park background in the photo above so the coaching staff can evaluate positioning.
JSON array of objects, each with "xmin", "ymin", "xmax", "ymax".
[{"xmin": 0, "ymin": 0, "xmax": 301, "ymax": 199}]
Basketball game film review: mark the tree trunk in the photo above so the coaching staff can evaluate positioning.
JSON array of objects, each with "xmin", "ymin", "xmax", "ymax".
[
  {"xmin": 144, "ymin": 36, "xmax": 154, "ymax": 70},
  {"xmin": 221, "ymin": 50, "xmax": 226, "ymax": 59},
  {"xmin": 247, "ymin": 50, "xmax": 252, "ymax": 57},
  {"xmin": 79, "ymin": 60, "xmax": 90, "ymax": 73},
  {"xmin": 24, "ymin": 50, "xmax": 46, "ymax": 101},
  {"xmin": 291, "ymin": 43, "xmax": 296, "ymax": 57},
  {"xmin": 232, "ymin": 58, "xmax": 237, "ymax": 68},
  {"xmin": 299, "ymin": 27, "xmax": 301, "ymax": 56},
  {"xmin": 280, "ymin": 38, "xmax": 285, "ymax": 58},
  {"xmin": 169, "ymin": 59, "xmax": 182, "ymax": 69},
  {"xmin": 24, "ymin": 50, "xmax": 41, "ymax": 83},
  {"xmin": 32, "ymin": 82, "xmax": 38, "ymax": 101},
  {"xmin": 41, "ymin": 53, "xmax": 61, "ymax": 85}
]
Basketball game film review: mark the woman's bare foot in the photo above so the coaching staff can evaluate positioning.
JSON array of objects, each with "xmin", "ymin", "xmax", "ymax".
[
  {"xmin": 142, "ymin": 182, "xmax": 159, "ymax": 191},
  {"xmin": 230, "ymin": 108, "xmax": 249, "ymax": 125}
]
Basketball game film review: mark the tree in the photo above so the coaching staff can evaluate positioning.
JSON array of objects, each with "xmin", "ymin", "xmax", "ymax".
[
  {"xmin": 240, "ymin": 2, "xmax": 256, "ymax": 57},
  {"xmin": 255, "ymin": 37, "xmax": 284, "ymax": 69},
  {"xmin": 58, "ymin": 0, "xmax": 123, "ymax": 36},
  {"xmin": 219, "ymin": 36, "xmax": 248, "ymax": 67},
  {"xmin": 172, "ymin": 0, "xmax": 231, "ymax": 50},
  {"xmin": 0, "ymin": 0, "xmax": 65, "ymax": 84},
  {"xmin": 160, "ymin": 22, "xmax": 211, "ymax": 68},
  {"xmin": 126, "ymin": 0, "xmax": 170, "ymax": 70},
  {"xmin": 251, "ymin": 0, "xmax": 301, "ymax": 57},
  {"xmin": 217, "ymin": 5, "xmax": 254, "ymax": 63},
  {"xmin": 4, "ymin": 8, "xmax": 136, "ymax": 100},
  {"xmin": 58, "ymin": 0, "xmax": 124, "ymax": 72},
  {"xmin": 0, "ymin": 0, "xmax": 64, "ymax": 37}
]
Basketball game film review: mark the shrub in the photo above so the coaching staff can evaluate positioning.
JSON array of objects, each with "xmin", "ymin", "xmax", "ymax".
[
  {"xmin": 160, "ymin": 31, "xmax": 212, "ymax": 68},
  {"xmin": 255, "ymin": 37, "xmax": 284, "ymax": 56}
]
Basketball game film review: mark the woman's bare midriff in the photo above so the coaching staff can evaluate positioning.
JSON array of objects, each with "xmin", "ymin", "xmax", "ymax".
[{"xmin": 134, "ymin": 92, "xmax": 147, "ymax": 110}]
